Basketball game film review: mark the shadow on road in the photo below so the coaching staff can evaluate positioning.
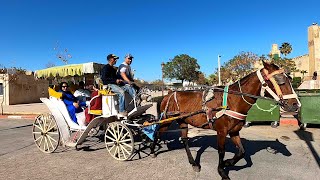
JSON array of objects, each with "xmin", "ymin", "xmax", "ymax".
[
  {"xmin": 156, "ymin": 131, "xmax": 292, "ymax": 175},
  {"xmin": 294, "ymin": 130, "xmax": 320, "ymax": 168}
]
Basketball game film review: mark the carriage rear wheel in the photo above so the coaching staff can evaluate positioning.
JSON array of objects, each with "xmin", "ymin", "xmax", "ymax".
[
  {"xmin": 105, "ymin": 122, "xmax": 134, "ymax": 161},
  {"xmin": 32, "ymin": 114, "xmax": 60, "ymax": 153}
]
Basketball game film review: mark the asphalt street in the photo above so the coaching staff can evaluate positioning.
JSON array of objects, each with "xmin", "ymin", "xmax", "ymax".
[{"xmin": 0, "ymin": 118, "xmax": 319, "ymax": 180}]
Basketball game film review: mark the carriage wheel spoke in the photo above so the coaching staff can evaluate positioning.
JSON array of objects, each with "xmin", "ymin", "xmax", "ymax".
[
  {"xmin": 48, "ymin": 136, "xmax": 55, "ymax": 151},
  {"xmin": 36, "ymin": 118, "xmax": 43, "ymax": 131},
  {"xmin": 34, "ymin": 124, "xmax": 43, "ymax": 132},
  {"xmin": 120, "ymin": 132, "xmax": 130, "ymax": 141},
  {"xmin": 119, "ymin": 139, "xmax": 132, "ymax": 143},
  {"xmin": 46, "ymin": 118, "xmax": 53, "ymax": 132},
  {"xmin": 46, "ymin": 123, "xmax": 56, "ymax": 132},
  {"xmin": 117, "ymin": 145, "xmax": 121, "ymax": 158},
  {"xmin": 35, "ymin": 135, "xmax": 43, "ymax": 144},
  {"xmin": 105, "ymin": 135, "xmax": 117, "ymax": 142},
  {"xmin": 108, "ymin": 143, "xmax": 116, "ymax": 152},
  {"xmin": 119, "ymin": 144, "xmax": 127, "ymax": 159},
  {"xmin": 105, "ymin": 142, "xmax": 115, "ymax": 145},
  {"xmin": 47, "ymin": 132, "xmax": 58, "ymax": 135},
  {"xmin": 38, "ymin": 135, "xmax": 44, "ymax": 147},
  {"xmin": 33, "ymin": 132, "xmax": 41, "ymax": 135},
  {"xmin": 107, "ymin": 127, "xmax": 117, "ymax": 139},
  {"xmin": 121, "ymin": 142, "xmax": 133, "ymax": 149},
  {"xmin": 119, "ymin": 144, "xmax": 130, "ymax": 158},
  {"xmin": 43, "ymin": 136, "xmax": 49, "ymax": 152},
  {"xmin": 117, "ymin": 124, "xmax": 121, "ymax": 141},
  {"xmin": 43, "ymin": 116, "xmax": 47, "ymax": 132},
  {"xmin": 113, "ymin": 146, "xmax": 119, "ymax": 158},
  {"xmin": 47, "ymin": 134, "xmax": 58, "ymax": 143}
]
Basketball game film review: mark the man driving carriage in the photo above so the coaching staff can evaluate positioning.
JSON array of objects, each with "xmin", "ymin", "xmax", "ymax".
[
  {"xmin": 100, "ymin": 53, "xmax": 146, "ymax": 117},
  {"xmin": 101, "ymin": 54, "xmax": 128, "ymax": 117}
]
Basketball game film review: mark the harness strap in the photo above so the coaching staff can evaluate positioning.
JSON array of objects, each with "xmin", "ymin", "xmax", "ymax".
[
  {"xmin": 222, "ymin": 86, "xmax": 229, "ymax": 108},
  {"xmin": 163, "ymin": 91, "xmax": 180, "ymax": 118},
  {"xmin": 257, "ymin": 70, "xmax": 281, "ymax": 101}
]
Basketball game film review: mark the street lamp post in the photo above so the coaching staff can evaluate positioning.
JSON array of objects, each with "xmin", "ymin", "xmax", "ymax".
[
  {"xmin": 161, "ymin": 62, "xmax": 165, "ymax": 96},
  {"xmin": 218, "ymin": 55, "xmax": 221, "ymax": 86}
]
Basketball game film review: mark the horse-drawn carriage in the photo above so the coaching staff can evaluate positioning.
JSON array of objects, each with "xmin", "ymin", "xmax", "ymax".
[
  {"xmin": 33, "ymin": 62, "xmax": 156, "ymax": 160},
  {"xmin": 32, "ymin": 87, "xmax": 155, "ymax": 161},
  {"xmin": 33, "ymin": 61, "xmax": 300, "ymax": 180}
]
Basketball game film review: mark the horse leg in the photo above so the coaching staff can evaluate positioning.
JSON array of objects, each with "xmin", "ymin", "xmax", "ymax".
[
  {"xmin": 224, "ymin": 132, "xmax": 245, "ymax": 167},
  {"xmin": 180, "ymin": 123, "xmax": 201, "ymax": 172},
  {"xmin": 217, "ymin": 131, "xmax": 230, "ymax": 180}
]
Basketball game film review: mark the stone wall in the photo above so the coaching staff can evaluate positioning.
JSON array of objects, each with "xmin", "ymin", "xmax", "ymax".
[
  {"xmin": 292, "ymin": 54, "xmax": 309, "ymax": 78},
  {"xmin": 7, "ymin": 74, "xmax": 49, "ymax": 105}
]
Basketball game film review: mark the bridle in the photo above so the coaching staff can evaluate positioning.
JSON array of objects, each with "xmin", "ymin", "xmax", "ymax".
[{"xmin": 256, "ymin": 68, "xmax": 301, "ymax": 107}]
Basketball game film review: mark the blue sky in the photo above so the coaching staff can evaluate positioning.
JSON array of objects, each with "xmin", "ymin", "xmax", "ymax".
[{"xmin": 0, "ymin": 0, "xmax": 319, "ymax": 82}]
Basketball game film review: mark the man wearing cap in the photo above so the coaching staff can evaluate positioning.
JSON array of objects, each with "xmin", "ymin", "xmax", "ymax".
[
  {"xmin": 117, "ymin": 53, "xmax": 139, "ymax": 98},
  {"xmin": 101, "ymin": 54, "xmax": 127, "ymax": 116}
]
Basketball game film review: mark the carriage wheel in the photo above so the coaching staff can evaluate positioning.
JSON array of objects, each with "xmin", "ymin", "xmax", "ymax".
[
  {"xmin": 105, "ymin": 122, "xmax": 134, "ymax": 161},
  {"xmin": 32, "ymin": 114, "xmax": 60, "ymax": 153}
]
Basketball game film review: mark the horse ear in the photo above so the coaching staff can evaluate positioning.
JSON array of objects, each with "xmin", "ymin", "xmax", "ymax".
[{"xmin": 262, "ymin": 60, "xmax": 268, "ymax": 68}]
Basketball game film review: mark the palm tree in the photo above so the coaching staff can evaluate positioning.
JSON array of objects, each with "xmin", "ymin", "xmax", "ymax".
[{"xmin": 279, "ymin": 42, "xmax": 293, "ymax": 57}]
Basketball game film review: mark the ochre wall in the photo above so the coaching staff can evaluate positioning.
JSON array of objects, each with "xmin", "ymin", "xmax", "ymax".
[{"xmin": 8, "ymin": 74, "xmax": 49, "ymax": 105}]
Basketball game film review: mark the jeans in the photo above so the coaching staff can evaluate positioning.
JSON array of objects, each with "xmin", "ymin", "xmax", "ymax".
[
  {"xmin": 122, "ymin": 84, "xmax": 136, "ymax": 98},
  {"xmin": 108, "ymin": 84, "xmax": 125, "ymax": 113}
]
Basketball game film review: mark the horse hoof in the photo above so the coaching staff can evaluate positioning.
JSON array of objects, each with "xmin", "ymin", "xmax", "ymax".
[
  {"xmin": 150, "ymin": 154, "xmax": 157, "ymax": 158},
  {"xmin": 222, "ymin": 177, "xmax": 230, "ymax": 180},
  {"xmin": 192, "ymin": 165, "xmax": 201, "ymax": 172}
]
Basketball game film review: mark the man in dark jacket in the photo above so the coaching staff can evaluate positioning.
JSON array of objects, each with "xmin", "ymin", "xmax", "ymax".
[{"xmin": 101, "ymin": 54, "xmax": 127, "ymax": 116}]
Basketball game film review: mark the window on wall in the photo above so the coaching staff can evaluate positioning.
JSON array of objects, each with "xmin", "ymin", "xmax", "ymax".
[{"xmin": 0, "ymin": 83, "xmax": 3, "ymax": 95}]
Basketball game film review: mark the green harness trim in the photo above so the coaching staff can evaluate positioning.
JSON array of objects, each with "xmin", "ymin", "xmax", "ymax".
[{"xmin": 222, "ymin": 85, "xmax": 229, "ymax": 108}]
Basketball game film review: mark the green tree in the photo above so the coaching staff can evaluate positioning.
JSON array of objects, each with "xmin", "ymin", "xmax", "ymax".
[
  {"xmin": 196, "ymin": 72, "xmax": 206, "ymax": 85},
  {"xmin": 162, "ymin": 54, "xmax": 200, "ymax": 84},
  {"xmin": 150, "ymin": 79, "xmax": 163, "ymax": 85},
  {"xmin": 220, "ymin": 52, "xmax": 259, "ymax": 83},
  {"xmin": 207, "ymin": 73, "xmax": 218, "ymax": 85},
  {"xmin": 279, "ymin": 42, "xmax": 292, "ymax": 57}
]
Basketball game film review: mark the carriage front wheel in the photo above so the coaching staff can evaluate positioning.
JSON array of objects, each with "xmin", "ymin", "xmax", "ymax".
[
  {"xmin": 32, "ymin": 114, "xmax": 60, "ymax": 153},
  {"xmin": 105, "ymin": 122, "xmax": 134, "ymax": 161}
]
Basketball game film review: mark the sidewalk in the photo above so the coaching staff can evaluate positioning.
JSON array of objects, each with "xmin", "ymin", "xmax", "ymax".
[{"xmin": 0, "ymin": 103, "xmax": 49, "ymax": 119}]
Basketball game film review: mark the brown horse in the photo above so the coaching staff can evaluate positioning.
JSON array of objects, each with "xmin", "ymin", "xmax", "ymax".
[{"xmin": 150, "ymin": 61, "xmax": 300, "ymax": 180}]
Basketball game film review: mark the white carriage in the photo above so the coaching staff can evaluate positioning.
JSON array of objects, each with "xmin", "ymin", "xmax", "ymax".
[
  {"xmin": 33, "ymin": 62, "xmax": 155, "ymax": 160},
  {"xmin": 32, "ymin": 87, "xmax": 154, "ymax": 161}
]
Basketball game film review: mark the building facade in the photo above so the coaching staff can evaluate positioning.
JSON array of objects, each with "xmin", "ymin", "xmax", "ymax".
[{"xmin": 0, "ymin": 73, "xmax": 49, "ymax": 105}]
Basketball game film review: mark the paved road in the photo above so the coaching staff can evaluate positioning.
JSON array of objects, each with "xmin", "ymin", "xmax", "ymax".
[{"xmin": 0, "ymin": 118, "xmax": 319, "ymax": 180}]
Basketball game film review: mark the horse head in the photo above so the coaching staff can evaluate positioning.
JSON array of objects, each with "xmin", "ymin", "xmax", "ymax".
[{"xmin": 260, "ymin": 61, "xmax": 300, "ymax": 112}]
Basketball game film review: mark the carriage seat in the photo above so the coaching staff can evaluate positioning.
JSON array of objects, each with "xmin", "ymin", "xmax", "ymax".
[
  {"xmin": 49, "ymin": 96, "xmax": 87, "ymax": 131},
  {"xmin": 87, "ymin": 92, "xmax": 103, "ymax": 115}
]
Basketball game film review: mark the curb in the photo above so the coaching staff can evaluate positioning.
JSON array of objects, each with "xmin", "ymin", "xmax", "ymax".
[
  {"xmin": 280, "ymin": 118, "xmax": 299, "ymax": 126},
  {"xmin": 0, "ymin": 114, "xmax": 38, "ymax": 120}
]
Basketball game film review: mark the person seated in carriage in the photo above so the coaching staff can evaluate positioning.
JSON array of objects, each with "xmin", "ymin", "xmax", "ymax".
[
  {"xmin": 73, "ymin": 81, "xmax": 91, "ymax": 103},
  {"xmin": 59, "ymin": 82, "xmax": 87, "ymax": 124},
  {"xmin": 101, "ymin": 53, "xmax": 129, "ymax": 117},
  {"xmin": 84, "ymin": 83, "xmax": 103, "ymax": 124}
]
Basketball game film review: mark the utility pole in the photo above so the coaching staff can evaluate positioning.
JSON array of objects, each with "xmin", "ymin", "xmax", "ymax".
[
  {"xmin": 161, "ymin": 62, "xmax": 165, "ymax": 96},
  {"xmin": 218, "ymin": 55, "xmax": 221, "ymax": 86}
]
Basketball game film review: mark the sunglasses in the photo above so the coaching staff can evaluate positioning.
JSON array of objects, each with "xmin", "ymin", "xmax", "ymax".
[{"xmin": 62, "ymin": 86, "xmax": 68, "ymax": 88}]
